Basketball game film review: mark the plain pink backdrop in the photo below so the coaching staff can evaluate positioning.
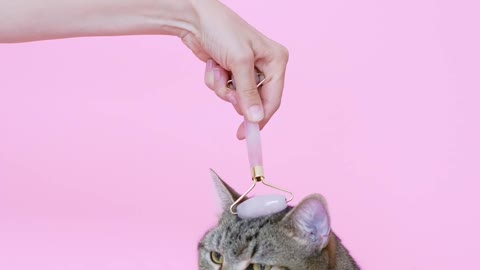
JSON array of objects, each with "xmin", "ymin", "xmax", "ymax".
[{"xmin": 1, "ymin": 0, "xmax": 479, "ymax": 269}]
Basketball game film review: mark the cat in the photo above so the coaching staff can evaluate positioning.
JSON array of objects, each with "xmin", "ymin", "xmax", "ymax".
[{"xmin": 198, "ymin": 170, "xmax": 360, "ymax": 270}]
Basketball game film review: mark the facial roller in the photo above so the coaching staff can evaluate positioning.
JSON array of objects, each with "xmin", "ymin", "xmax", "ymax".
[{"xmin": 227, "ymin": 70, "xmax": 294, "ymax": 219}]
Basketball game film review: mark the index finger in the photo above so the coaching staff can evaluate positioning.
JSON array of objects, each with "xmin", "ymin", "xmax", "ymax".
[
  {"xmin": 236, "ymin": 58, "xmax": 287, "ymax": 140},
  {"xmin": 230, "ymin": 55, "xmax": 264, "ymax": 123}
]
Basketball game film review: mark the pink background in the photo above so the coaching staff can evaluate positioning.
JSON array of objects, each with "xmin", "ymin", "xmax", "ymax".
[{"xmin": 1, "ymin": 0, "xmax": 479, "ymax": 269}]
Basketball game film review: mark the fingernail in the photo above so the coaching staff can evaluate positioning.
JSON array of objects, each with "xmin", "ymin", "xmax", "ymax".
[
  {"xmin": 237, "ymin": 129, "xmax": 245, "ymax": 140},
  {"xmin": 213, "ymin": 68, "xmax": 221, "ymax": 81},
  {"xmin": 206, "ymin": 60, "xmax": 214, "ymax": 72},
  {"xmin": 247, "ymin": 105, "xmax": 264, "ymax": 122},
  {"xmin": 226, "ymin": 93, "xmax": 238, "ymax": 105}
]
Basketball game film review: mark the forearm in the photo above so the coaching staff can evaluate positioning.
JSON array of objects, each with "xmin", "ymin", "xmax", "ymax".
[{"xmin": 0, "ymin": 0, "xmax": 198, "ymax": 42}]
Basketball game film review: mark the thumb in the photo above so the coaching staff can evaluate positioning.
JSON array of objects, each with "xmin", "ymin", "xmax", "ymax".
[{"xmin": 230, "ymin": 61, "xmax": 264, "ymax": 122}]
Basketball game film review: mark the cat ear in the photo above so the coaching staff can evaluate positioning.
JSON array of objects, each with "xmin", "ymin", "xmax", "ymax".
[
  {"xmin": 209, "ymin": 169, "xmax": 243, "ymax": 211},
  {"xmin": 282, "ymin": 194, "xmax": 331, "ymax": 249}
]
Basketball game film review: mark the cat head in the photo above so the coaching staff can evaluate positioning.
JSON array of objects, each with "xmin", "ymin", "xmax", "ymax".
[{"xmin": 198, "ymin": 170, "xmax": 335, "ymax": 270}]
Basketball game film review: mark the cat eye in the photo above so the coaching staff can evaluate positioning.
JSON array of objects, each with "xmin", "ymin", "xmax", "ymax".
[
  {"xmin": 250, "ymin": 264, "xmax": 272, "ymax": 270},
  {"xmin": 210, "ymin": 251, "xmax": 224, "ymax": 264}
]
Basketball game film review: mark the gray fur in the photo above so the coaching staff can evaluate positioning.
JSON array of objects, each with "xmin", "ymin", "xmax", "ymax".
[{"xmin": 198, "ymin": 170, "xmax": 360, "ymax": 270}]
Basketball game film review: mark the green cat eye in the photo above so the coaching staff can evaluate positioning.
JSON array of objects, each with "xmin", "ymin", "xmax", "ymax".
[
  {"xmin": 210, "ymin": 251, "xmax": 224, "ymax": 264},
  {"xmin": 251, "ymin": 264, "xmax": 272, "ymax": 270}
]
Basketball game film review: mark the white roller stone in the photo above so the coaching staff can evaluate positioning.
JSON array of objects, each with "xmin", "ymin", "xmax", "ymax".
[{"xmin": 237, "ymin": 194, "xmax": 287, "ymax": 219}]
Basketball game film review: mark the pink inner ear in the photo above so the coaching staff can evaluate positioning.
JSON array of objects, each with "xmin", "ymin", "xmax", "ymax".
[{"xmin": 294, "ymin": 197, "xmax": 331, "ymax": 248}]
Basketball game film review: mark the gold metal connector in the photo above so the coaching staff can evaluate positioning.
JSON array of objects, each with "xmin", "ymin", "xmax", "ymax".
[
  {"xmin": 229, "ymin": 165, "xmax": 294, "ymax": 215},
  {"xmin": 251, "ymin": 165, "xmax": 264, "ymax": 180}
]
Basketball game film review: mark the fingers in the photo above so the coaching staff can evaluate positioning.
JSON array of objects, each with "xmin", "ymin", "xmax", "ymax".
[
  {"xmin": 236, "ymin": 121, "xmax": 246, "ymax": 140},
  {"xmin": 182, "ymin": 32, "xmax": 210, "ymax": 62},
  {"xmin": 258, "ymin": 45, "xmax": 288, "ymax": 123},
  {"xmin": 204, "ymin": 59, "xmax": 242, "ymax": 114},
  {"xmin": 236, "ymin": 45, "xmax": 289, "ymax": 140},
  {"xmin": 230, "ymin": 53, "xmax": 265, "ymax": 123},
  {"xmin": 204, "ymin": 59, "xmax": 215, "ymax": 89},
  {"xmin": 204, "ymin": 42, "xmax": 288, "ymax": 141}
]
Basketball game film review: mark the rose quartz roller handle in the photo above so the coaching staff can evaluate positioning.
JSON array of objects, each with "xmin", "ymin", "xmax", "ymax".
[
  {"xmin": 244, "ymin": 120, "xmax": 263, "ymax": 168},
  {"xmin": 226, "ymin": 70, "xmax": 265, "ymax": 170}
]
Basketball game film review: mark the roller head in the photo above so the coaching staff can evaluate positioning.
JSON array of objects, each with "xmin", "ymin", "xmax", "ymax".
[{"xmin": 237, "ymin": 194, "xmax": 287, "ymax": 219}]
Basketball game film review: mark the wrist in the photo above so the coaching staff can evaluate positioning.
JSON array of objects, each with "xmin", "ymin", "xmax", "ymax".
[{"xmin": 151, "ymin": 0, "xmax": 200, "ymax": 38}]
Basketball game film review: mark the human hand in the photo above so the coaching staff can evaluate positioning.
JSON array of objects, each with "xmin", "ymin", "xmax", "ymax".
[
  {"xmin": 181, "ymin": 0, "xmax": 288, "ymax": 139},
  {"xmin": 0, "ymin": 0, "xmax": 287, "ymax": 140}
]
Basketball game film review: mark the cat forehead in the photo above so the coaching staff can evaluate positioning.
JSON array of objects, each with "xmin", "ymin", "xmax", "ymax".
[
  {"xmin": 220, "ymin": 206, "xmax": 292, "ymax": 228},
  {"xmin": 210, "ymin": 207, "xmax": 293, "ymax": 250}
]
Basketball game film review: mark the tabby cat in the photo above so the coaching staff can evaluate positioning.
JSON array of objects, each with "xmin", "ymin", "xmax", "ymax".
[{"xmin": 198, "ymin": 170, "xmax": 359, "ymax": 270}]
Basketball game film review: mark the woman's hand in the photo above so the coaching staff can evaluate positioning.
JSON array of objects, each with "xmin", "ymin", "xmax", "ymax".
[
  {"xmin": 182, "ymin": 0, "xmax": 289, "ymax": 139},
  {"xmin": 0, "ymin": 0, "xmax": 288, "ymax": 139}
]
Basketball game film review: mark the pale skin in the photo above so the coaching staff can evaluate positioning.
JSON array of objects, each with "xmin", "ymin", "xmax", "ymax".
[{"xmin": 0, "ymin": 0, "xmax": 288, "ymax": 139}]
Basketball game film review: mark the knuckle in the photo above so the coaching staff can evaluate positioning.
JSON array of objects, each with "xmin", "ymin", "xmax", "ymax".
[
  {"xmin": 213, "ymin": 87, "xmax": 228, "ymax": 100},
  {"xmin": 273, "ymin": 100, "xmax": 282, "ymax": 112},
  {"xmin": 231, "ymin": 50, "xmax": 254, "ymax": 66},
  {"xmin": 267, "ymin": 100, "xmax": 281, "ymax": 115},
  {"xmin": 239, "ymin": 86, "xmax": 259, "ymax": 99},
  {"xmin": 276, "ymin": 45, "xmax": 289, "ymax": 63}
]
